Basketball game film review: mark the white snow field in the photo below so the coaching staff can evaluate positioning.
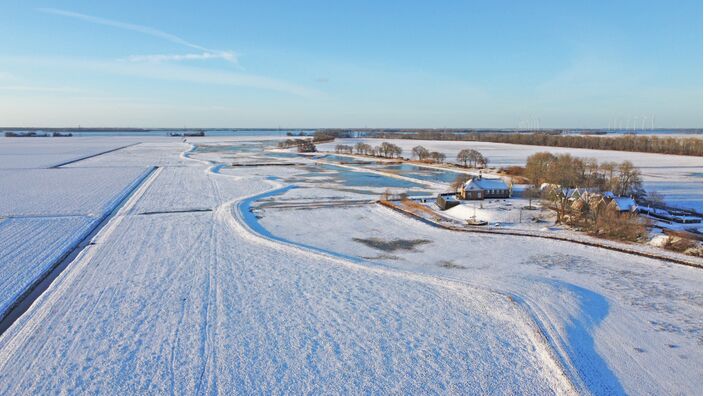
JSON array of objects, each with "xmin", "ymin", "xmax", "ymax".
[
  {"xmin": 318, "ymin": 138, "xmax": 704, "ymax": 212},
  {"xmin": 0, "ymin": 147, "xmax": 574, "ymax": 394},
  {"xmin": 0, "ymin": 137, "xmax": 180, "ymax": 318},
  {"xmin": 259, "ymin": 204, "xmax": 703, "ymax": 395},
  {"xmin": 0, "ymin": 136, "xmax": 701, "ymax": 394},
  {"xmin": 0, "ymin": 216, "xmax": 96, "ymax": 319},
  {"xmin": 0, "ymin": 167, "xmax": 151, "ymax": 216},
  {"xmin": 0, "ymin": 137, "xmax": 144, "ymax": 169},
  {"xmin": 0, "ymin": 151, "xmax": 155, "ymax": 322}
]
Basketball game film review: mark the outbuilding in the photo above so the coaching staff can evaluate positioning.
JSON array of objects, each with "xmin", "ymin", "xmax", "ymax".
[{"xmin": 436, "ymin": 193, "xmax": 460, "ymax": 210}]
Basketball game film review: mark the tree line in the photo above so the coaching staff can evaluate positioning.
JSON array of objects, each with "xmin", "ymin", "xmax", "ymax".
[
  {"xmin": 410, "ymin": 145, "xmax": 446, "ymax": 163},
  {"xmin": 336, "ymin": 142, "xmax": 449, "ymax": 162},
  {"xmin": 336, "ymin": 142, "xmax": 404, "ymax": 158},
  {"xmin": 321, "ymin": 130, "xmax": 702, "ymax": 156},
  {"xmin": 277, "ymin": 138, "xmax": 317, "ymax": 152}
]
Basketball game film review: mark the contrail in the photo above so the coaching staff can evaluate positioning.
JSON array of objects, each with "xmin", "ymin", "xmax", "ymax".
[{"xmin": 38, "ymin": 8, "xmax": 216, "ymax": 54}]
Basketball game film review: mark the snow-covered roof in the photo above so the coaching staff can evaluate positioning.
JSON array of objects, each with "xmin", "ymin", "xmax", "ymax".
[
  {"xmin": 611, "ymin": 197, "xmax": 637, "ymax": 212},
  {"xmin": 464, "ymin": 177, "xmax": 508, "ymax": 191}
]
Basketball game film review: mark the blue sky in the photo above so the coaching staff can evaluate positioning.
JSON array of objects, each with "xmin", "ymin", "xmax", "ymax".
[{"xmin": 0, "ymin": 1, "xmax": 701, "ymax": 128}]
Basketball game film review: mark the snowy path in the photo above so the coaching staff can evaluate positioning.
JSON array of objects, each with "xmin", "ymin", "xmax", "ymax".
[{"xmin": 0, "ymin": 159, "xmax": 575, "ymax": 394}]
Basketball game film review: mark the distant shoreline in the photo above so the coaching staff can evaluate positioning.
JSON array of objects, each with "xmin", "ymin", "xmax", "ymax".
[{"xmin": 0, "ymin": 127, "xmax": 701, "ymax": 135}]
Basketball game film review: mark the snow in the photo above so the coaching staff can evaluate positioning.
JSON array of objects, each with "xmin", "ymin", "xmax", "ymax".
[
  {"xmin": 0, "ymin": 216, "xmax": 96, "ymax": 319},
  {"xmin": 442, "ymin": 199, "xmax": 555, "ymax": 229},
  {"xmin": 0, "ymin": 137, "xmax": 144, "ymax": 169},
  {"xmin": 0, "ymin": 158, "xmax": 573, "ymax": 394},
  {"xmin": 64, "ymin": 141, "xmax": 194, "ymax": 168},
  {"xmin": 611, "ymin": 197, "xmax": 637, "ymax": 212},
  {"xmin": 0, "ymin": 167, "xmax": 152, "ymax": 216},
  {"xmin": 319, "ymin": 138, "xmax": 703, "ymax": 212},
  {"xmin": 0, "ymin": 147, "xmax": 156, "ymax": 320},
  {"xmin": 648, "ymin": 234, "xmax": 670, "ymax": 248},
  {"xmin": 129, "ymin": 166, "xmax": 249, "ymax": 214},
  {"xmin": 0, "ymin": 136, "xmax": 700, "ymax": 394},
  {"xmin": 258, "ymin": 204, "xmax": 702, "ymax": 395},
  {"xmin": 464, "ymin": 176, "xmax": 509, "ymax": 190}
]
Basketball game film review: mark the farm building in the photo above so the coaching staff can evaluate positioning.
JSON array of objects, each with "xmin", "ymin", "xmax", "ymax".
[
  {"xmin": 569, "ymin": 191, "xmax": 638, "ymax": 214},
  {"xmin": 603, "ymin": 192, "xmax": 637, "ymax": 213},
  {"xmin": 436, "ymin": 193, "xmax": 460, "ymax": 210},
  {"xmin": 459, "ymin": 176, "xmax": 510, "ymax": 200}
]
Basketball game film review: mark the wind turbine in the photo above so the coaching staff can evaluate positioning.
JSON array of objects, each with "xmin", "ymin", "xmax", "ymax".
[{"xmin": 651, "ymin": 114, "xmax": 655, "ymax": 130}]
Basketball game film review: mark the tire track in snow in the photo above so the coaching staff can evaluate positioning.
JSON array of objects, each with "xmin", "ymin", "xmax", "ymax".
[{"xmin": 195, "ymin": 165, "xmax": 226, "ymax": 395}]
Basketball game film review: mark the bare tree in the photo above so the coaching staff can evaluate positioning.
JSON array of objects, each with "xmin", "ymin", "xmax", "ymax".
[
  {"xmin": 525, "ymin": 152, "xmax": 557, "ymax": 188},
  {"xmin": 456, "ymin": 149, "xmax": 473, "ymax": 167},
  {"xmin": 412, "ymin": 145, "xmax": 430, "ymax": 160},
  {"xmin": 476, "ymin": 152, "xmax": 488, "ymax": 168},
  {"xmin": 546, "ymin": 154, "xmax": 584, "ymax": 224},
  {"xmin": 429, "ymin": 151, "xmax": 446, "ymax": 163},
  {"xmin": 615, "ymin": 161, "xmax": 644, "ymax": 197}
]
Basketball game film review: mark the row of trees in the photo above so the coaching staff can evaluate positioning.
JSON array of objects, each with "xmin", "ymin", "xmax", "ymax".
[
  {"xmin": 334, "ymin": 144, "xmax": 354, "ymax": 154},
  {"xmin": 456, "ymin": 149, "xmax": 488, "ymax": 168},
  {"xmin": 312, "ymin": 131, "xmax": 338, "ymax": 143},
  {"xmin": 349, "ymin": 142, "xmax": 403, "ymax": 158},
  {"xmin": 410, "ymin": 145, "xmax": 446, "ymax": 163},
  {"xmin": 354, "ymin": 143, "xmax": 374, "ymax": 155},
  {"xmin": 277, "ymin": 138, "xmax": 317, "ymax": 152},
  {"xmin": 351, "ymin": 143, "xmax": 488, "ymax": 167},
  {"xmin": 344, "ymin": 131, "xmax": 702, "ymax": 156}
]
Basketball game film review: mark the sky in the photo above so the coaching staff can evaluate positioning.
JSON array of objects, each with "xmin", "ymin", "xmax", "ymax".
[{"xmin": 0, "ymin": 1, "xmax": 701, "ymax": 128}]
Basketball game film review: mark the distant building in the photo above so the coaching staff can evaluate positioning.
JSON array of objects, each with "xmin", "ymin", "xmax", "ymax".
[
  {"xmin": 569, "ymin": 190, "xmax": 638, "ymax": 214},
  {"xmin": 602, "ymin": 192, "xmax": 637, "ymax": 213},
  {"xmin": 459, "ymin": 175, "xmax": 510, "ymax": 200}
]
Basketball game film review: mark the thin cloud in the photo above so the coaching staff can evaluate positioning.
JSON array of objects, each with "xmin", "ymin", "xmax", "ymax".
[
  {"xmin": 124, "ymin": 51, "xmax": 238, "ymax": 64},
  {"xmin": 37, "ymin": 8, "xmax": 238, "ymax": 65},
  {"xmin": 0, "ymin": 85, "xmax": 84, "ymax": 93},
  {"xmin": 2, "ymin": 56, "xmax": 325, "ymax": 98}
]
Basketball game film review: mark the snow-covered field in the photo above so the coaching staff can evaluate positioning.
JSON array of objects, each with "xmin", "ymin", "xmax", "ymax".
[
  {"xmin": 0, "ymin": 216, "xmax": 96, "ymax": 319},
  {"xmin": 0, "ymin": 167, "xmax": 151, "ymax": 216},
  {"xmin": 318, "ymin": 138, "xmax": 704, "ymax": 212},
  {"xmin": 0, "ymin": 139, "xmax": 162, "ymax": 322},
  {"xmin": 0, "ymin": 137, "xmax": 148, "ymax": 169},
  {"xmin": 0, "ymin": 143, "xmax": 574, "ymax": 394},
  {"xmin": 0, "ymin": 164, "xmax": 154, "ymax": 321},
  {"xmin": 0, "ymin": 136, "xmax": 701, "ymax": 394},
  {"xmin": 259, "ymin": 204, "xmax": 703, "ymax": 395}
]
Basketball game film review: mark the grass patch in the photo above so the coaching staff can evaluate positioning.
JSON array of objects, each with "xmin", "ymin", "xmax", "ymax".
[
  {"xmin": 352, "ymin": 237, "xmax": 431, "ymax": 252},
  {"xmin": 437, "ymin": 260, "xmax": 467, "ymax": 269}
]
